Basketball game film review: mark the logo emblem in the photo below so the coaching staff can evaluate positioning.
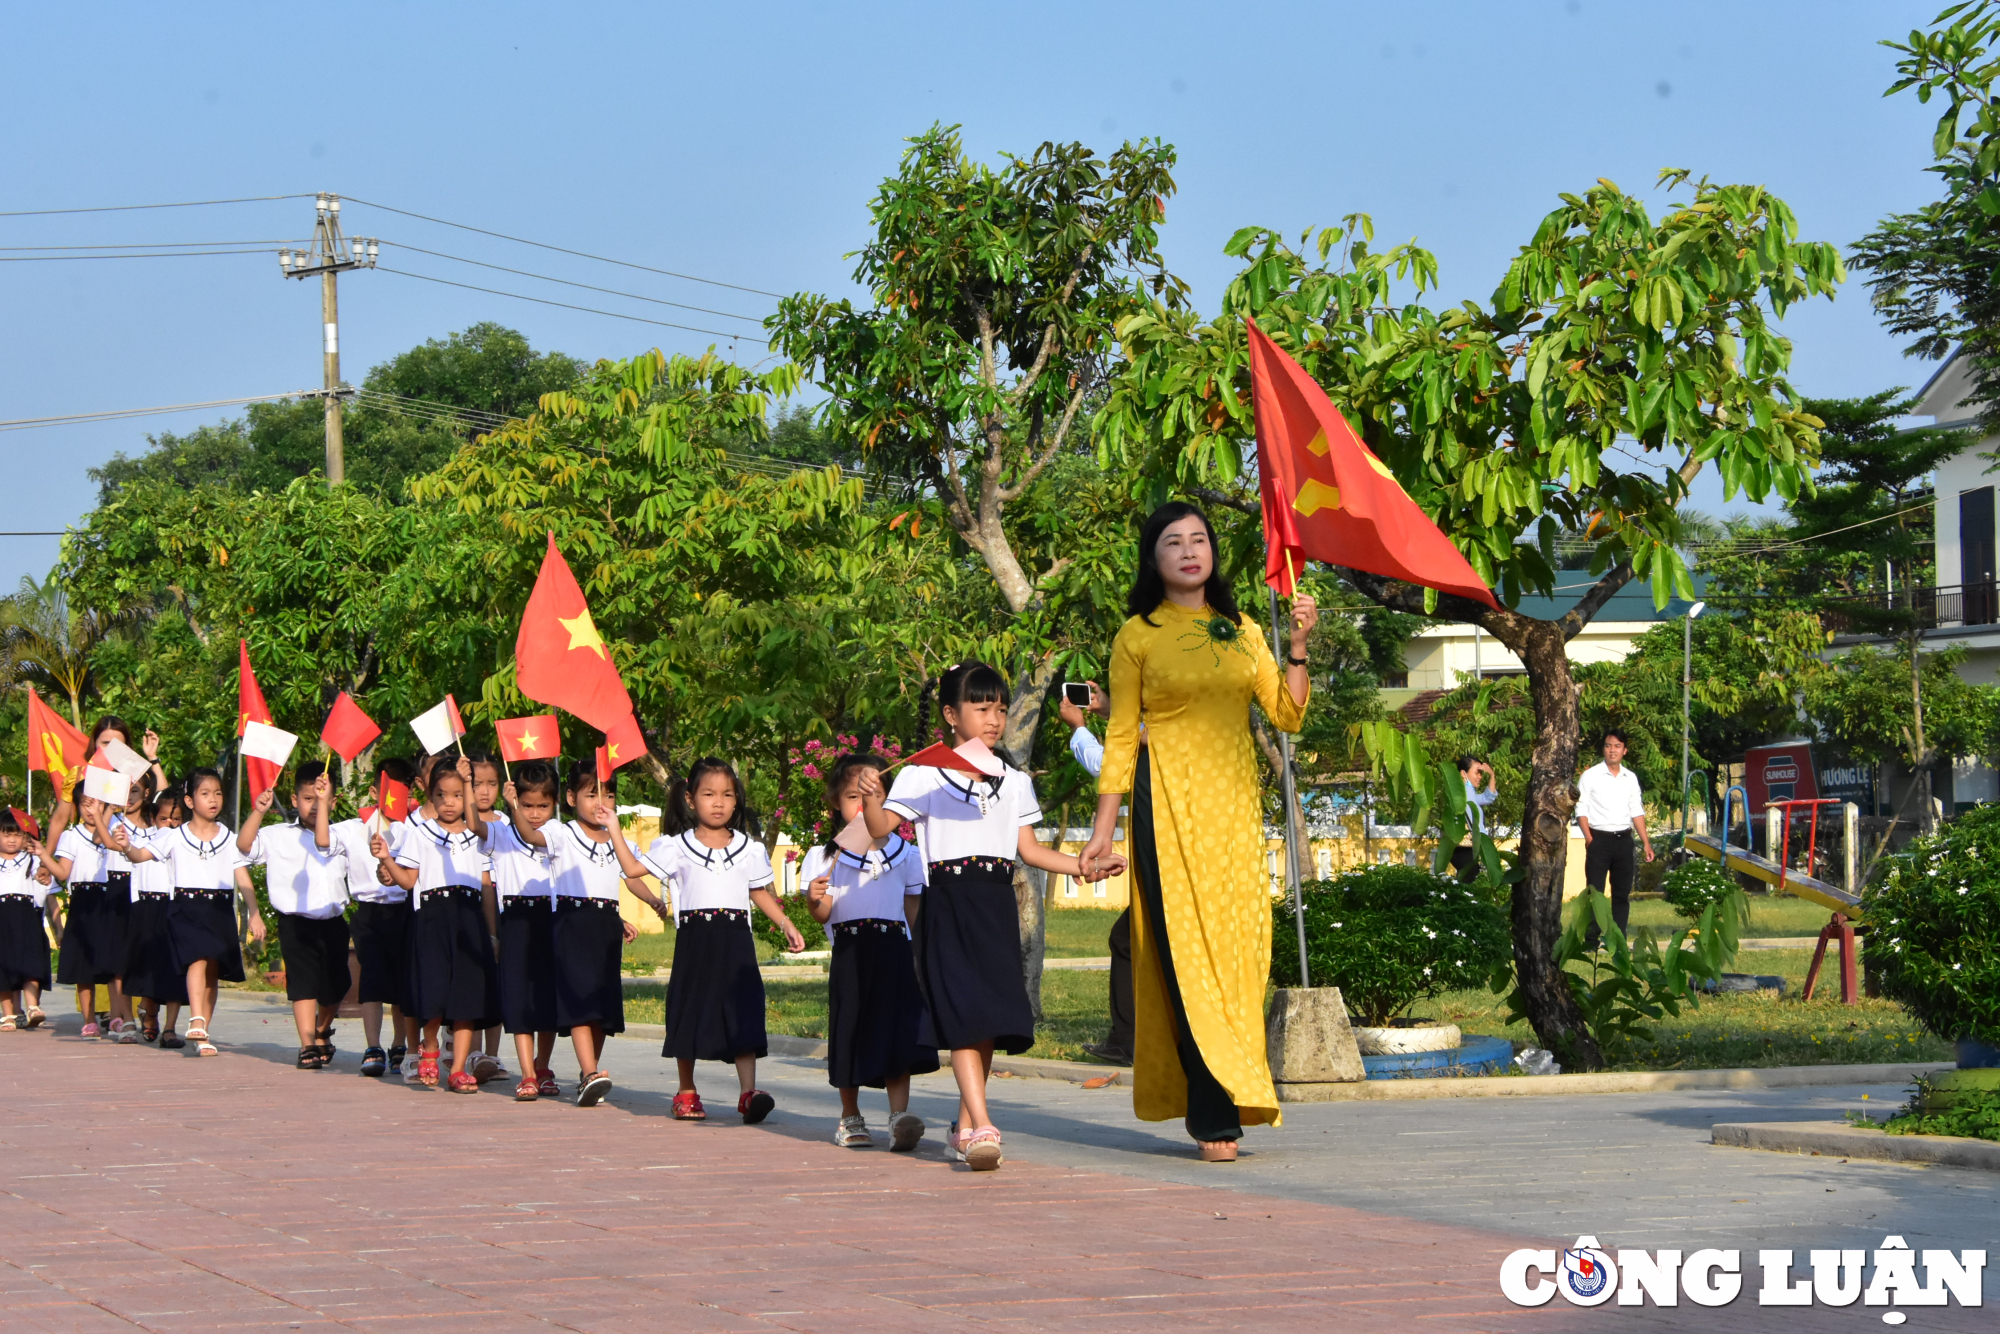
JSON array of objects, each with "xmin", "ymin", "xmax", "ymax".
[{"xmin": 1558, "ymin": 1237, "xmax": 1617, "ymax": 1306}]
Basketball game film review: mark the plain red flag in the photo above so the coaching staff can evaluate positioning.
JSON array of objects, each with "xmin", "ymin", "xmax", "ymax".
[
  {"xmin": 321, "ymin": 692, "xmax": 382, "ymax": 764},
  {"xmin": 603, "ymin": 712, "xmax": 647, "ymax": 772},
  {"xmin": 237, "ymin": 640, "xmax": 281, "ymax": 799},
  {"xmin": 1246, "ymin": 318, "xmax": 1497, "ymax": 608},
  {"xmin": 515, "ymin": 534, "xmax": 634, "ymax": 732},
  {"xmin": 898, "ymin": 741, "xmax": 990, "ymax": 777},
  {"xmin": 25, "ymin": 688, "xmax": 88, "ymax": 800},
  {"xmin": 495, "ymin": 715, "xmax": 560, "ymax": 763}
]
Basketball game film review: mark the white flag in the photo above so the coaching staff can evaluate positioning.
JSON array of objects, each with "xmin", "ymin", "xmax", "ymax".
[
  {"xmin": 953, "ymin": 736, "xmax": 1006, "ymax": 777},
  {"xmin": 833, "ymin": 812, "xmax": 875, "ymax": 855},
  {"xmin": 97, "ymin": 739, "xmax": 152, "ymax": 781},
  {"xmin": 82, "ymin": 764, "xmax": 132, "ymax": 807},
  {"xmin": 240, "ymin": 719, "xmax": 299, "ymax": 768},
  {"xmin": 408, "ymin": 699, "xmax": 458, "ymax": 755}
]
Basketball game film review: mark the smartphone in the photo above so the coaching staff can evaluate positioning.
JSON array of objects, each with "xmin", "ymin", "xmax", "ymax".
[{"xmin": 1062, "ymin": 682, "xmax": 1091, "ymax": 707}]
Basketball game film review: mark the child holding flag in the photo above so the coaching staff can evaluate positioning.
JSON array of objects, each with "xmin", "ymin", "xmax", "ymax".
[
  {"xmin": 373, "ymin": 755, "xmax": 497, "ymax": 1092},
  {"xmin": 856, "ymin": 662, "xmax": 1103, "ymax": 1171},
  {"xmin": 464, "ymin": 752, "xmax": 511, "ymax": 1085},
  {"xmin": 0, "ymin": 810, "xmax": 60, "ymax": 1030},
  {"xmin": 476, "ymin": 759, "xmax": 562, "ymax": 1100},
  {"xmin": 44, "ymin": 788, "xmax": 133, "ymax": 1039},
  {"xmin": 239, "ymin": 762, "xmax": 349, "ymax": 1070},
  {"xmin": 332, "ymin": 758, "xmax": 417, "ymax": 1077},
  {"xmin": 799, "ymin": 753, "xmax": 932, "ymax": 1151},
  {"xmin": 123, "ymin": 784, "xmax": 190, "ymax": 1046}
]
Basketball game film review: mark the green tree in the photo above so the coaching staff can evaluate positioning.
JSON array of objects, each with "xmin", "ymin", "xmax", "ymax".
[
  {"xmin": 0, "ymin": 573, "xmax": 125, "ymax": 726},
  {"xmin": 769, "ymin": 124, "xmax": 1181, "ymax": 761},
  {"xmin": 1104, "ymin": 178, "xmax": 1842, "ymax": 1070},
  {"xmin": 1853, "ymin": 2, "xmax": 2000, "ymax": 431}
]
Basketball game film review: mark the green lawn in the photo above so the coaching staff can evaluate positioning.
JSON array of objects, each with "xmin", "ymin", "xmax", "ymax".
[
  {"xmin": 1045, "ymin": 907, "xmax": 1121, "ymax": 958},
  {"xmin": 1627, "ymin": 892, "xmax": 1843, "ymax": 938}
]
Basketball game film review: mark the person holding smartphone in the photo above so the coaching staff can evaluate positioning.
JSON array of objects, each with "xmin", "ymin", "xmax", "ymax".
[{"xmin": 1059, "ymin": 680, "xmax": 1134, "ymax": 1067}]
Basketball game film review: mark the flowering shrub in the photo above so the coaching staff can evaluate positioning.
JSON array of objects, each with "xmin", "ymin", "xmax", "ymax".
[
  {"xmin": 775, "ymin": 734, "xmax": 905, "ymax": 850},
  {"xmin": 1867, "ymin": 804, "xmax": 2000, "ymax": 1047},
  {"xmin": 1270, "ymin": 864, "xmax": 1510, "ymax": 1026},
  {"xmin": 1662, "ymin": 857, "xmax": 1744, "ymax": 922}
]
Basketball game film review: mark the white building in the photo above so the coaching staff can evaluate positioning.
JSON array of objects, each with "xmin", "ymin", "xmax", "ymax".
[{"xmin": 1392, "ymin": 581, "xmax": 1703, "ymax": 692}]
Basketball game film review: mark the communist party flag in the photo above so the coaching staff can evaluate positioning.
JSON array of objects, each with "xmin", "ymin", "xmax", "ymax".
[
  {"xmin": 237, "ymin": 640, "xmax": 281, "ymax": 798},
  {"xmin": 603, "ymin": 712, "xmax": 647, "ymax": 772},
  {"xmin": 25, "ymin": 688, "xmax": 87, "ymax": 800},
  {"xmin": 1245, "ymin": 318, "xmax": 1497, "ymax": 608},
  {"xmin": 495, "ymin": 714, "xmax": 559, "ymax": 763},
  {"xmin": 515, "ymin": 534, "xmax": 634, "ymax": 732}
]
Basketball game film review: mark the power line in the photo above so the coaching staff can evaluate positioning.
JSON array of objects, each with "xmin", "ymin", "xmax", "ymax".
[
  {"xmin": 355, "ymin": 388, "xmax": 510, "ymax": 424},
  {"xmin": 382, "ymin": 240, "xmax": 767, "ymax": 324},
  {"xmin": 0, "ymin": 532, "xmax": 66, "ymax": 537},
  {"xmin": 0, "ymin": 194, "xmax": 313, "ymax": 218},
  {"xmin": 0, "ymin": 248, "xmax": 276, "ymax": 262},
  {"xmin": 0, "ymin": 239, "xmax": 307, "ymax": 251},
  {"xmin": 344, "ymin": 195, "xmax": 783, "ymax": 299},
  {"xmin": 0, "ymin": 391, "xmax": 320, "ymax": 432},
  {"xmin": 374, "ymin": 266, "xmax": 769, "ymax": 344}
]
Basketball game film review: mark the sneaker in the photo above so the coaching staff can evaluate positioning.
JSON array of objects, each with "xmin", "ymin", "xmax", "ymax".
[
  {"xmin": 536, "ymin": 1069, "xmax": 559, "ymax": 1098},
  {"xmin": 834, "ymin": 1115, "xmax": 872, "ymax": 1148},
  {"xmin": 671, "ymin": 1090, "xmax": 706, "ymax": 1120},
  {"xmin": 576, "ymin": 1071, "xmax": 612, "ymax": 1107},
  {"xmin": 889, "ymin": 1112, "xmax": 925, "ymax": 1152},
  {"xmin": 360, "ymin": 1046, "xmax": 387, "ymax": 1078},
  {"xmin": 738, "ymin": 1089, "xmax": 775, "ymax": 1124}
]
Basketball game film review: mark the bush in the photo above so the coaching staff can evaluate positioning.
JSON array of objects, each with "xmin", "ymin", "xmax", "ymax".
[
  {"xmin": 1866, "ymin": 804, "xmax": 2000, "ymax": 1047},
  {"xmin": 1662, "ymin": 857, "xmax": 1742, "ymax": 922},
  {"xmin": 1271, "ymin": 864, "xmax": 1510, "ymax": 1026},
  {"xmin": 753, "ymin": 882, "xmax": 828, "ymax": 953}
]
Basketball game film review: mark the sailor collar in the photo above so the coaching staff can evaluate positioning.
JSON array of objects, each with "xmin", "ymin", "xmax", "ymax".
[
  {"xmin": 835, "ymin": 833, "xmax": 912, "ymax": 870},
  {"xmin": 679, "ymin": 829, "xmax": 751, "ymax": 869},
  {"xmin": 412, "ymin": 817, "xmax": 480, "ymax": 851},
  {"xmin": 179, "ymin": 824, "xmax": 233, "ymax": 861},
  {"xmin": 0, "ymin": 851, "xmax": 33, "ymax": 872},
  {"xmin": 563, "ymin": 822, "xmax": 615, "ymax": 866},
  {"xmin": 938, "ymin": 767, "xmax": 1004, "ymax": 814}
]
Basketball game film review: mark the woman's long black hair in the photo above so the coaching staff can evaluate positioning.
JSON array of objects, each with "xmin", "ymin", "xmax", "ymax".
[{"xmin": 1126, "ymin": 501, "xmax": 1241, "ymax": 626}]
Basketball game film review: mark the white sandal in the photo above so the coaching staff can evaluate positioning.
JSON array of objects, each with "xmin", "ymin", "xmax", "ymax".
[
  {"xmin": 196, "ymin": 1038, "xmax": 219, "ymax": 1057},
  {"xmin": 834, "ymin": 1115, "xmax": 873, "ymax": 1148},
  {"xmin": 186, "ymin": 1017, "xmax": 209, "ymax": 1042}
]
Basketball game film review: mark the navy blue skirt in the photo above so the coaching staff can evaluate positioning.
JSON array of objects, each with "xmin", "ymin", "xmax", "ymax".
[
  {"xmin": 497, "ymin": 897, "xmax": 558, "ymax": 1034},
  {"xmin": 662, "ymin": 910, "xmax": 764, "ymax": 1062},
  {"xmin": 407, "ymin": 889, "xmax": 498, "ymax": 1028},
  {"xmin": 553, "ymin": 898, "xmax": 625, "ymax": 1034},
  {"xmin": 827, "ymin": 919, "xmax": 938, "ymax": 1088},
  {"xmin": 0, "ymin": 897, "xmax": 51, "ymax": 991},
  {"xmin": 914, "ymin": 858, "xmax": 1033, "ymax": 1054},
  {"xmin": 56, "ymin": 883, "xmax": 127, "ymax": 986},
  {"xmin": 122, "ymin": 895, "xmax": 188, "ymax": 1004},
  {"xmin": 167, "ymin": 890, "xmax": 246, "ymax": 983}
]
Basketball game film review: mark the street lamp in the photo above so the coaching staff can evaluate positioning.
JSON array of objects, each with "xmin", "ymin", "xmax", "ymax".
[{"xmin": 1681, "ymin": 600, "xmax": 1707, "ymax": 845}]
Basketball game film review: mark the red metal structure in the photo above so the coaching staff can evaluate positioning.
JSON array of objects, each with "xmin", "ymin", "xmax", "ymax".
[{"xmin": 1770, "ymin": 798, "xmax": 1856, "ymax": 1004}]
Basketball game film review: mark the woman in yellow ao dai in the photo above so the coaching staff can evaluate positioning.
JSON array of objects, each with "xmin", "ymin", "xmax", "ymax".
[{"xmin": 1083, "ymin": 502, "xmax": 1316, "ymax": 1161}]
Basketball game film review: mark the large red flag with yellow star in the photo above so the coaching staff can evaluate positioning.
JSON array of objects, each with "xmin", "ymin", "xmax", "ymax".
[
  {"xmin": 515, "ymin": 534, "xmax": 636, "ymax": 732},
  {"xmin": 1246, "ymin": 318, "xmax": 1497, "ymax": 608}
]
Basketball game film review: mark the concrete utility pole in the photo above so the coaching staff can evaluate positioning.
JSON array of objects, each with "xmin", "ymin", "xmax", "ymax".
[{"xmin": 279, "ymin": 195, "xmax": 377, "ymax": 485}]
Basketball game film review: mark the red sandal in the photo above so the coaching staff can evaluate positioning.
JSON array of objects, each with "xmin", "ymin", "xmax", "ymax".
[
  {"xmin": 416, "ymin": 1050, "xmax": 440, "ymax": 1087},
  {"xmin": 513, "ymin": 1075, "xmax": 539, "ymax": 1102},
  {"xmin": 448, "ymin": 1071, "xmax": 478, "ymax": 1094},
  {"xmin": 672, "ymin": 1090, "xmax": 706, "ymax": 1120}
]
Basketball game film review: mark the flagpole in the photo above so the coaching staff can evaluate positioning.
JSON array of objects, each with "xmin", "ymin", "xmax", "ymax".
[{"xmin": 1271, "ymin": 553, "xmax": 1311, "ymax": 990}]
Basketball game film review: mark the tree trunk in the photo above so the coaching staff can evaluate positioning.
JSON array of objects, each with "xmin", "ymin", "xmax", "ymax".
[
  {"xmin": 1512, "ymin": 620, "xmax": 1605, "ymax": 1071},
  {"xmin": 1015, "ymin": 862, "xmax": 1046, "ymax": 1026},
  {"xmin": 1909, "ymin": 630, "xmax": 1936, "ymax": 837}
]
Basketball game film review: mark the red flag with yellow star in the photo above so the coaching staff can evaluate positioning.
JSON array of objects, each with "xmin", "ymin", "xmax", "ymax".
[
  {"xmin": 495, "ymin": 714, "xmax": 560, "ymax": 763},
  {"xmin": 237, "ymin": 640, "xmax": 281, "ymax": 798},
  {"xmin": 1246, "ymin": 318, "xmax": 1497, "ymax": 608},
  {"xmin": 515, "ymin": 534, "xmax": 635, "ymax": 732},
  {"xmin": 603, "ymin": 712, "xmax": 647, "ymax": 772}
]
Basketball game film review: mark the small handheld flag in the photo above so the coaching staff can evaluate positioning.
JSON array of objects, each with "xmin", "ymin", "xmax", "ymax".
[
  {"xmin": 603, "ymin": 712, "xmax": 647, "ymax": 772},
  {"xmin": 373, "ymin": 775, "xmax": 411, "ymax": 824},
  {"xmin": 82, "ymin": 752, "xmax": 132, "ymax": 807},
  {"xmin": 241, "ymin": 720, "xmax": 299, "ymax": 770},
  {"xmin": 409, "ymin": 698, "xmax": 465, "ymax": 755},
  {"xmin": 495, "ymin": 714, "xmax": 560, "ymax": 763},
  {"xmin": 238, "ymin": 640, "xmax": 282, "ymax": 800},
  {"xmin": 321, "ymin": 693, "xmax": 382, "ymax": 763},
  {"xmin": 893, "ymin": 740, "xmax": 1003, "ymax": 777},
  {"xmin": 96, "ymin": 739, "xmax": 152, "ymax": 783},
  {"xmin": 833, "ymin": 812, "xmax": 876, "ymax": 855},
  {"xmin": 594, "ymin": 745, "xmax": 612, "ymax": 785},
  {"xmin": 8, "ymin": 808, "xmax": 40, "ymax": 840},
  {"xmin": 951, "ymin": 737, "xmax": 1005, "ymax": 777}
]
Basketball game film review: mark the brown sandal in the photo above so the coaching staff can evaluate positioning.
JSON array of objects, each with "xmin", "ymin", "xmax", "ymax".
[{"xmin": 1196, "ymin": 1140, "xmax": 1239, "ymax": 1163}]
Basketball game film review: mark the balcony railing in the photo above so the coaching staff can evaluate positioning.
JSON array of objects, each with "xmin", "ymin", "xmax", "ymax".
[{"xmin": 1820, "ymin": 582, "xmax": 1999, "ymax": 636}]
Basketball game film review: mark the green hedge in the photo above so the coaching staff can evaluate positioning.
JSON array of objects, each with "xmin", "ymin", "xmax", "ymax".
[{"xmin": 1867, "ymin": 804, "xmax": 2000, "ymax": 1046}]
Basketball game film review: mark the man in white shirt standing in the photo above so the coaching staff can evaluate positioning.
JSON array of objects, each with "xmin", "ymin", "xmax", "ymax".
[{"xmin": 1575, "ymin": 730, "xmax": 1652, "ymax": 934}]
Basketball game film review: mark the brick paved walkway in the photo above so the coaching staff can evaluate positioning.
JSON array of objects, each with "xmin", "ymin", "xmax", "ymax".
[{"xmin": 0, "ymin": 1016, "xmax": 1577, "ymax": 1333}]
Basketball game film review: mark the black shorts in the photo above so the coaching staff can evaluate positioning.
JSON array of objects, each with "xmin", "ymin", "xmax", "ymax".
[{"xmin": 276, "ymin": 912, "xmax": 352, "ymax": 1007}]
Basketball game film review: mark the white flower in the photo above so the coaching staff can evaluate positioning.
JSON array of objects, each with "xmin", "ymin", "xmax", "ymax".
[
  {"xmin": 1959, "ymin": 888, "xmax": 1970, "ymax": 896},
  {"xmin": 1954, "ymin": 963, "xmax": 1963, "ymax": 971},
  {"xmin": 1423, "ymin": 966, "xmax": 1433, "ymax": 976},
  {"xmin": 1331, "ymin": 921, "xmax": 1343, "ymax": 928}
]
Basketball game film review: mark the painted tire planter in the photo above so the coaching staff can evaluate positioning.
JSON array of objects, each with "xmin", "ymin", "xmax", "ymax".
[
  {"xmin": 1352, "ymin": 1022, "xmax": 1462, "ymax": 1055},
  {"xmin": 1362, "ymin": 1034, "xmax": 1513, "ymax": 1079}
]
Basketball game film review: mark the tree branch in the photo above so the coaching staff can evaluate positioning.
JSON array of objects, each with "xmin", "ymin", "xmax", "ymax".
[
  {"xmin": 1010, "ymin": 249, "xmax": 1090, "ymax": 404},
  {"xmin": 1558, "ymin": 560, "xmax": 1636, "ymax": 641},
  {"xmin": 997, "ymin": 379, "xmax": 1087, "ymax": 503},
  {"xmin": 1189, "ymin": 485, "xmax": 1257, "ymax": 516}
]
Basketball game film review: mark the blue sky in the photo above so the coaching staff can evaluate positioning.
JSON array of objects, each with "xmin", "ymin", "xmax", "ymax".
[{"xmin": 0, "ymin": 0, "xmax": 1956, "ymax": 586}]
